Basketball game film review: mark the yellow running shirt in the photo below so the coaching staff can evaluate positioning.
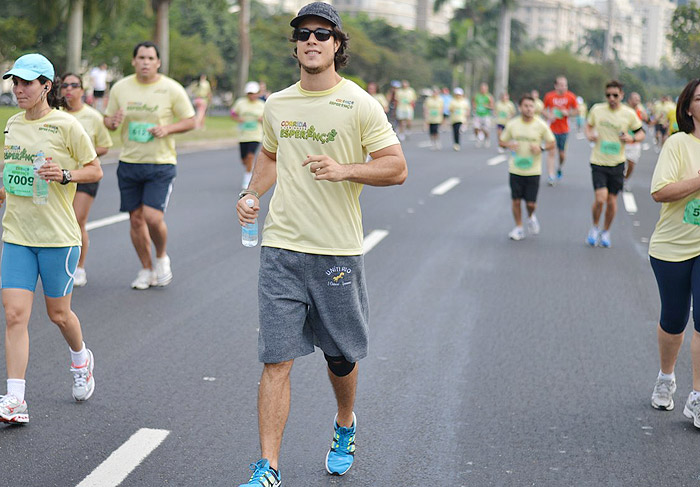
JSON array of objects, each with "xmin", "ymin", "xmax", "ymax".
[
  {"xmin": 449, "ymin": 98, "xmax": 470, "ymax": 124},
  {"xmin": 500, "ymin": 116, "xmax": 555, "ymax": 176},
  {"xmin": 2, "ymin": 110, "xmax": 97, "ymax": 247},
  {"xmin": 649, "ymin": 133, "xmax": 700, "ymax": 262},
  {"xmin": 534, "ymin": 98, "xmax": 544, "ymax": 117},
  {"xmin": 105, "ymin": 74, "xmax": 195, "ymax": 164},
  {"xmin": 261, "ymin": 79, "xmax": 400, "ymax": 255},
  {"xmin": 64, "ymin": 104, "xmax": 113, "ymax": 151},
  {"xmin": 232, "ymin": 97, "xmax": 265, "ymax": 143},
  {"xmin": 587, "ymin": 103, "xmax": 642, "ymax": 166},
  {"xmin": 395, "ymin": 87, "xmax": 416, "ymax": 111},
  {"xmin": 495, "ymin": 100, "xmax": 516, "ymax": 125},
  {"xmin": 424, "ymin": 96, "xmax": 444, "ymax": 124},
  {"xmin": 371, "ymin": 93, "xmax": 389, "ymax": 112}
]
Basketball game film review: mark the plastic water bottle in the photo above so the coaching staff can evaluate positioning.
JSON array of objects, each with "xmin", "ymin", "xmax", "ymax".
[
  {"xmin": 33, "ymin": 151, "xmax": 49, "ymax": 205},
  {"xmin": 241, "ymin": 198, "xmax": 258, "ymax": 247}
]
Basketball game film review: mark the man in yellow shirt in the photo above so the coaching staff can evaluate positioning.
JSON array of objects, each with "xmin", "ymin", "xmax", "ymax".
[
  {"xmin": 235, "ymin": 3, "xmax": 407, "ymax": 484},
  {"xmin": 499, "ymin": 94, "xmax": 555, "ymax": 240},
  {"xmin": 104, "ymin": 41, "xmax": 195, "ymax": 289},
  {"xmin": 424, "ymin": 87, "xmax": 444, "ymax": 150},
  {"xmin": 585, "ymin": 80, "xmax": 644, "ymax": 248}
]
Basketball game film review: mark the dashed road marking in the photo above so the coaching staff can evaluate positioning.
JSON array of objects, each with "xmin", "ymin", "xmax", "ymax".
[
  {"xmin": 430, "ymin": 177, "xmax": 460, "ymax": 195},
  {"xmin": 86, "ymin": 213, "xmax": 130, "ymax": 231},
  {"xmin": 363, "ymin": 230, "xmax": 389, "ymax": 254},
  {"xmin": 76, "ymin": 428, "xmax": 170, "ymax": 487},
  {"xmin": 487, "ymin": 155, "xmax": 507, "ymax": 166},
  {"xmin": 622, "ymin": 191, "xmax": 638, "ymax": 214}
]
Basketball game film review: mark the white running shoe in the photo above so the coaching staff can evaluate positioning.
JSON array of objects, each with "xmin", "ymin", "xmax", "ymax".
[
  {"xmin": 155, "ymin": 255, "xmax": 173, "ymax": 286},
  {"xmin": 508, "ymin": 226, "xmax": 525, "ymax": 241},
  {"xmin": 73, "ymin": 267, "xmax": 87, "ymax": 287},
  {"xmin": 0, "ymin": 394, "xmax": 29, "ymax": 424},
  {"xmin": 651, "ymin": 376, "xmax": 676, "ymax": 410},
  {"xmin": 527, "ymin": 216, "xmax": 540, "ymax": 235},
  {"xmin": 131, "ymin": 268, "xmax": 156, "ymax": 290},
  {"xmin": 684, "ymin": 393, "xmax": 700, "ymax": 428},
  {"xmin": 71, "ymin": 349, "xmax": 95, "ymax": 401},
  {"xmin": 453, "ymin": 144, "xmax": 460, "ymax": 151}
]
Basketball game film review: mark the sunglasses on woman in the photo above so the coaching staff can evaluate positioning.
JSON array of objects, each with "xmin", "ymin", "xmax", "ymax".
[
  {"xmin": 61, "ymin": 82, "xmax": 81, "ymax": 89},
  {"xmin": 293, "ymin": 28, "xmax": 334, "ymax": 42}
]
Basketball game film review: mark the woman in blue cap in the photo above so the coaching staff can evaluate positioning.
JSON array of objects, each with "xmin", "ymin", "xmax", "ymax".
[{"xmin": 0, "ymin": 53, "xmax": 103, "ymax": 424}]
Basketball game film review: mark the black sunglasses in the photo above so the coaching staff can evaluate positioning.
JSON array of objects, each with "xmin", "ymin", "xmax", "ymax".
[
  {"xmin": 61, "ymin": 82, "xmax": 81, "ymax": 89},
  {"xmin": 293, "ymin": 28, "xmax": 334, "ymax": 42},
  {"xmin": 605, "ymin": 93, "xmax": 620, "ymax": 98}
]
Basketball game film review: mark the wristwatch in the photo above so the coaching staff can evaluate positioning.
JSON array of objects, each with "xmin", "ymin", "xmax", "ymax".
[
  {"xmin": 60, "ymin": 169, "xmax": 72, "ymax": 185},
  {"xmin": 238, "ymin": 189, "xmax": 259, "ymax": 200}
]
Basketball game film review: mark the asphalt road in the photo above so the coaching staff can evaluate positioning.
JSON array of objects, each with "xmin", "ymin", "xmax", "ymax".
[{"xmin": 2, "ymin": 127, "xmax": 700, "ymax": 487}]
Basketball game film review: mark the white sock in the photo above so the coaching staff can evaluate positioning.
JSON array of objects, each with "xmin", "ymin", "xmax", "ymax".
[
  {"xmin": 70, "ymin": 342, "xmax": 88, "ymax": 366},
  {"xmin": 7, "ymin": 379, "xmax": 26, "ymax": 402},
  {"xmin": 691, "ymin": 390, "xmax": 700, "ymax": 402},
  {"xmin": 658, "ymin": 370, "xmax": 675, "ymax": 381}
]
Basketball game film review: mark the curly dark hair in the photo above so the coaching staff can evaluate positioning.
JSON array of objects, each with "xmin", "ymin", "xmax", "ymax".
[{"xmin": 290, "ymin": 25, "xmax": 349, "ymax": 71}]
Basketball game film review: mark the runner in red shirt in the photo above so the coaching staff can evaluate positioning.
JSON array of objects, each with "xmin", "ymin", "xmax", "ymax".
[{"xmin": 543, "ymin": 76, "xmax": 578, "ymax": 186}]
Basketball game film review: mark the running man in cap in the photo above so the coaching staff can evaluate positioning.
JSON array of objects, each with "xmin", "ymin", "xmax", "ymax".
[
  {"xmin": 235, "ymin": 2, "xmax": 407, "ymax": 484},
  {"xmin": 231, "ymin": 81, "xmax": 265, "ymax": 189},
  {"xmin": 103, "ymin": 41, "xmax": 195, "ymax": 290}
]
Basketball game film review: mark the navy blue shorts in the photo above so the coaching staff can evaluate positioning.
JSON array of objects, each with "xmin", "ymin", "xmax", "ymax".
[
  {"xmin": 117, "ymin": 161, "xmax": 176, "ymax": 213},
  {"xmin": 554, "ymin": 132, "xmax": 568, "ymax": 152},
  {"xmin": 650, "ymin": 255, "xmax": 700, "ymax": 334},
  {"xmin": 76, "ymin": 182, "xmax": 99, "ymax": 198},
  {"xmin": 239, "ymin": 141, "xmax": 259, "ymax": 159}
]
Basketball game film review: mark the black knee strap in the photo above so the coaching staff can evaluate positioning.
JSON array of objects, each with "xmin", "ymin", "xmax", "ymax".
[{"xmin": 324, "ymin": 353, "xmax": 356, "ymax": 377}]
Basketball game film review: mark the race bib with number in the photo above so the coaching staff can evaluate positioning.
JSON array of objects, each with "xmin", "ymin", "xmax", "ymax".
[
  {"xmin": 3, "ymin": 163, "xmax": 35, "ymax": 197},
  {"xmin": 499, "ymin": 111, "xmax": 508, "ymax": 119},
  {"xmin": 600, "ymin": 140, "xmax": 621, "ymax": 155},
  {"xmin": 241, "ymin": 120, "xmax": 257, "ymax": 131},
  {"xmin": 128, "ymin": 122, "xmax": 156, "ymax": 143},
  {"xmin": 553, "ymin": 108, "xmax": 563, "ymax": 118},
  {"xmin": 429, "ymin": 109, "xmax": 440, "ymax": 118},
  {"xmin": 683, "ymin": 199, "xmax": 700, "ymax": 226},
  {"xmin": 514, "ymin": 156, "xmax": 534, "ymax": 169}
]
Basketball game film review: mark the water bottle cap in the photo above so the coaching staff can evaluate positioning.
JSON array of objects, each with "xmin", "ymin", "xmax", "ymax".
[{"xmin": 245, "ymin": 198, "xmax": 254, "ymax": 207}]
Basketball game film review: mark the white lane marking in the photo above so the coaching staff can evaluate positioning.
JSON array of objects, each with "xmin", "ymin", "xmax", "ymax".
[
  {"xmin": 622, "ymin": 191, "xmax": 638, "ymax": 214},
  {"xmin": 417, "ymin": 141, "xmax": 433, "ymax": 148},
  {"xmin": 363, "ymin": 230, "xmax": 389, "ymax": 254},
  {"xmin": 431, "ymin": 177, "xmax": 460, "ymax": 195},
  {"xmin": 487, "ymin": 155, "xmax": 507, "ymax": 166},
  {"xmin": 85, "ymin": 213, "xmax": 130, "ymax": 231},
  {"xmin": 77, "ymin": 428, "xmax": 170, "ymax": 487}
]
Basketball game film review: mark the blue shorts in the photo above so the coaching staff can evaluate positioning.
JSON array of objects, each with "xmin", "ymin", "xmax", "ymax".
[
  {"xmin": 554, "ymin": 132, "xmax": 568, "ymax": 152},
  {"xmin": 1, "ymin": 242, "xmax": 80, "ymax": 298},
  {"xmin": 650, "ymin": 255, "xmax": 700, "ymax": 334},
  {"xmin": 117, "ymin": 161, "xmax": 176, "ymax": 213}
]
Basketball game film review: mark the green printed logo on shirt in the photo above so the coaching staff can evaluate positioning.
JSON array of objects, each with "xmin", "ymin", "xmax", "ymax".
[
  {"xmin": 279, "ymin": 121, "xmax": 338, "ymax": 144},
  {"xmin": 4, "ymin": 145, "xmax": 35, "ymax": 163}
]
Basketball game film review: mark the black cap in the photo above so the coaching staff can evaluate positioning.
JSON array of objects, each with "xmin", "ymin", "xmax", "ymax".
[{"xmin": 290, "ymin": 2, "xmax": 342, "ymax": 30}]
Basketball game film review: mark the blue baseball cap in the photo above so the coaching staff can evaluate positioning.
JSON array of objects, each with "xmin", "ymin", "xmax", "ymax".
[{"xmin": 3, "ymin": 53, "xmax": 55, "ymax": 81}]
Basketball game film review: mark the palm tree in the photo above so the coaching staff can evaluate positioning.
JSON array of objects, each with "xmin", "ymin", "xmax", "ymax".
[
  {"xmin": 153, "ymin": 0, "xmax": 171, "ymax": 74},
  {"xmin": 238, "ymin": 0, "xmax": 251, "ymax": 97}
]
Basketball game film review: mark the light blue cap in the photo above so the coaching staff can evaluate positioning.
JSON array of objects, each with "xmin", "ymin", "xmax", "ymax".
[{"xmin": 3, "ymin": 53, "xmax": 55, "ymax": 81}]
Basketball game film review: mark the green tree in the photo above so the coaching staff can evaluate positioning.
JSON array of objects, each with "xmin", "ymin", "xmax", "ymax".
[{"xmin": 668, "ymin": 3, "xmax": 700, "ymax": 80}]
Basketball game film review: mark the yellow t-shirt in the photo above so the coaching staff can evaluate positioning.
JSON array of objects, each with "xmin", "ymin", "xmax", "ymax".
[
  {"xmin": 371, "ymin": 93, "xmax": 388, "ymax": 112},
  {"xmin": 587, "ymin": 103, "xmax": 642, "ymax": 166},
  {"xmin": 424, "ymin": 96, "xmax": 444, "ymax": 124},
  {"xmin": 500, "ymin": 116, "xmax": 555, "ymax": 176},
  {"xmin": 64, "ymin": 104, "xmax": 113, "ymax": 151},
  {"xmin": 232, "ymin": 97, "xmax": 265, "ymax": 143},
  {"xmin": 660, "ymin": 101, "xmax": 676, "ymax": 126},
  {"xmin": 534, "ymin": 98, "xmax": 544, "ymax": 117},
  {"xmin": 261, "ymin": 78, "xmax": 400, "ymax": 255},
  {"xmin": 395, "ymin": 88, "xmax": 416, "ymax": 110},
  {"xmin": 2, "ymin": 110, "xmax": 97, "ymax": 247},
  {"xmin": 105, "ymin": 74, "xmax": 195, "ymax": 164},
  {"xmin": 668, "ymin": 108, "xmax": 679, "ymax": 135},
  {"xmin": 449, "ymin": 98, "xmax": 470, "ymax": 124},
  {"xmin": 649, "ymin": 133, "xmax": 700, "ymax": 262},
  {"xmin": 495, "ymin": 100, "xmax": 516, "ymax": 125},
  {"xmin": 192, "ymin": 80, "xmax": 212, "ymax": 99}
]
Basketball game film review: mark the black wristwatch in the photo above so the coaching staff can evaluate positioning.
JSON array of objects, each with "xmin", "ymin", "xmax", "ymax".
[{"xmin": 60, "ymin": 169, "xmax": 72, "ymax": 185}]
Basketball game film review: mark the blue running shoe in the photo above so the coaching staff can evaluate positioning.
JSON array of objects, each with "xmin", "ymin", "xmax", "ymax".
[
  {"xmin": 586, "ymin": 226, "xmax": 599, "ymax": 247},
  {"xmin": 557, "ymin": 169, "xmax": 562, "ymax": 180},
  {"xmin": 239, "ymin": 459, "xmax": 280, "ymax": 487},
  {"xmin": 325, "ymin": 412, "xmax": 356, "ymax": 476},
  {"xmin": 599, "ymin": 230, "xmax": 611, "ymax": 248}
]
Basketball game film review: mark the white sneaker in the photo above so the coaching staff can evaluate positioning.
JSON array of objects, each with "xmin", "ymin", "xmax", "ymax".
[
  {"xmin": 0, "ymin": 394, "xmax": 29, "ymax": 424},
  {"xmin": 651, "ymin": 376, "xmax": 676, "ymax": 410},
  {"xmin": 508, "ymin": 226, "xmax": 525, "ymax": 241},
  {"xmin": 155, "ymin": 255, "xmax": 173, "ymax": 287},
  {"xmin": 71, "ymin": 349, "xmax": 95, "ymax": 401},
  {"xmin": 73, "ymin": 267, "xmax": 87, "ymax": 287},
  {"xmin": 684, "ymin": 393, "xmax": 700, "ymax": 428},
  {"xmin": 527, "ymin": 216, "xmax": 540, "ymax": 235},
  {"xmin": 131, "ymin": 269, "xmax": 156, "ymax": 290},
  {"xmin": 453, "ymin": 144, "xmax": 460, "ymax": 151}
]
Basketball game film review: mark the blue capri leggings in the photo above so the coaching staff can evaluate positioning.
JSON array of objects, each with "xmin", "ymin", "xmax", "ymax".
[{"xmin": 650, "ymin": 255, "xmax": 700, "ymax": 334}]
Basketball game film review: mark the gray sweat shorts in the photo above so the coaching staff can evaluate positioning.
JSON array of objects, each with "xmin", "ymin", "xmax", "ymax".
[{"xmin": 258, "ymin": 246, "xmax": 369, "ymax": 364}]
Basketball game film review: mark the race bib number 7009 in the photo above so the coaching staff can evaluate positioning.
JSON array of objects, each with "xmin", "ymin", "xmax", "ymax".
[{"xmin": 3, "ymin": 163, "xmax": 35, "ymax": 197}]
